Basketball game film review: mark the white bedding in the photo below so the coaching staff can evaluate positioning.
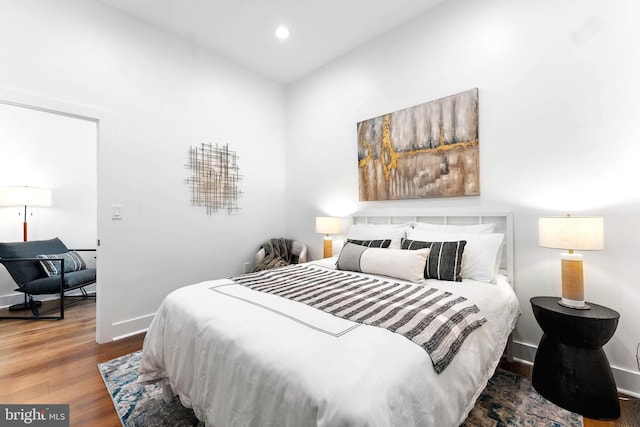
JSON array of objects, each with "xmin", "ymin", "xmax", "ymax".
[{"xmin": 139, "ymin": 258, "xmax": 520, "ymax": 427}]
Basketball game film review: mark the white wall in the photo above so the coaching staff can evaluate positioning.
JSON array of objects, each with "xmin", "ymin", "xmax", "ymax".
[
  {"xmin": 0, "ymin": 104, "xmax": 98, "ymax": 305},
  {"xmin": 0, "ymin": 0, "xmax": 287, "ymax": 340},
  {"xmin": 285, "ymin": 0, "xmax": 640, "ymax": 394}
]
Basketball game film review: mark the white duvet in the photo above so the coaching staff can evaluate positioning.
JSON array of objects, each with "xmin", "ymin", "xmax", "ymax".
[{"xmin": 139, "ymin": 259, "xmax": 520, "ymax": 427}]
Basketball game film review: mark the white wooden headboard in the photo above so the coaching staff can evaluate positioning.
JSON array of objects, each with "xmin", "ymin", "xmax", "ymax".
[{"xmin": 352, "ymin": 211, "xmax": 514, "ymax": 286}]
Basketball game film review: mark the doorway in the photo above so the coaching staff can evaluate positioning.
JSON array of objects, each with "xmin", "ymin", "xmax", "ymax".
[{"xmin": 0, "ymin": 97, "xmax": 99, "ymax": 331}]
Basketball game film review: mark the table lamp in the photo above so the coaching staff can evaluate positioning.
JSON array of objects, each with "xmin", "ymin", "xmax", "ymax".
[
  {"xmin": 0, "ymin": 186, "xmax": 52, "ymax": 241},
  {"xmin": 538, "ymin": 214, "xmax": 604, "ymax": 309},
  {"xmin": 315, "ymin": 216, "xmax": 341, "ymax": 258}
]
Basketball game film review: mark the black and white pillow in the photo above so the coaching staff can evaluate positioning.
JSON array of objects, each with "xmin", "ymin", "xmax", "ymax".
[
  {"xmin": 345, "ymin": 222, "xmax": 410, "ymax": 249},
  {"xmin": 401, "ymin": 238, "xmax": 466, "ymax": 282},
  {"xmin": 345, "ymin": 238, "xmax": 391, "ymax": 248},
  {"xmin": 336, "ymin": 242, "xmax": 428, "ymax": 282},
  {"xmin": 37, "ymin": 251, "xmax": 87, "ymax": 276}
]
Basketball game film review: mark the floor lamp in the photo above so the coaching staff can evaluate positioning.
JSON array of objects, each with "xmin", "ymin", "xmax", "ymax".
[{"xmin": 0, "ymin": 186, "xmax": 52, "ymax": 310}]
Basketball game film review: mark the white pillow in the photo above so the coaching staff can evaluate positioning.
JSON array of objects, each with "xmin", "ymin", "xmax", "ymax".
[
  {"xmin": 346, "ymin": 222, "xmax": 411, "ymax": 249},
  {"xmin": 406, "ymin": 229, "xmax": 504, "ymax": 283},
  {"xmin": 413, "ymin": 222, "xmax": 495, "ymax": 234},
  {"xmin": 336, "ymin": 243, "xmax": 429, "ymax": 283}
]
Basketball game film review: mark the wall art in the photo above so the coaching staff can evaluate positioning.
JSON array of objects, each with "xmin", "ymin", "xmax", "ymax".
[
  {"xmin": 185, "ymin": 142, "xmax": 242, "ymax": 215},
  {"xmin": 357, "ymin": 88, "xmax": 479, "ymax": 201}
]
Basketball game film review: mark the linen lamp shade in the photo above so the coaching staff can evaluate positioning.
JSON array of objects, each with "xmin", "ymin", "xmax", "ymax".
[
  {"xmin": 315, "ymin": 216, "xmax": 341, "ymax": 258},
  {"xmin": 0, "ymin": 186, "xmax": 52, "ymax": 208},
  {"xmin": 538, "ymin": 215, "xmax": 604, "ymax": 309}
]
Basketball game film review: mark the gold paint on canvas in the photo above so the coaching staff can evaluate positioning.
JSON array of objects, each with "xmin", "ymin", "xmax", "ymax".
[{"xmin": 357, "ymin": 88, "xmax": 479, "ymax": 201}]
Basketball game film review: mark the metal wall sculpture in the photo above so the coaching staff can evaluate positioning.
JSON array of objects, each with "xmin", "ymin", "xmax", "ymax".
[
  {"xmin": 185, "ymin": 143, "xmax": 242, "ymax": 215},
  {"xmin": 357, "ymin": 88, "xmax": 479, "ymax": 201}
]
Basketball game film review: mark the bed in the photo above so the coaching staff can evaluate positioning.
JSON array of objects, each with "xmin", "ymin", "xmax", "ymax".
[{"xmin": 139, "ymin": 212, "xmax": 520, "ymax": 427}]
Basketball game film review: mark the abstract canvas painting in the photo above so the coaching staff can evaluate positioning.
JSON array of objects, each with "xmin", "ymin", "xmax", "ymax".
[{"xmin": 357, "ymin": 88, "xmax": 479, "ymax": 201}]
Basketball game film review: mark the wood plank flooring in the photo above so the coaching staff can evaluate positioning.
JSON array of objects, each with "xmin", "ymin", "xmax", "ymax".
[
  {"xmin": 0, "ymin": 299, "xmax": 143, "ymax": 426},
  {"xmin": 1, "ymin": 299, "xmax": 638, "ymax": 426}
]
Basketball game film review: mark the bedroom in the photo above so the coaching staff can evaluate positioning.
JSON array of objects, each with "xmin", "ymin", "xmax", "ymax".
[{"xmin": 0, "ymin": 0, "xmax": 638, "ymax": 425}]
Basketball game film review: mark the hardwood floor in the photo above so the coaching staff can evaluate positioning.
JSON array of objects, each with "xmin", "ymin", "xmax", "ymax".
[
  {"xmin": 0, "ymin": 299, "xmax": 143, "ymax": 426},
  {"xmin": 1, "ymin": 299, "xmax": 638, "ymax": 426}
]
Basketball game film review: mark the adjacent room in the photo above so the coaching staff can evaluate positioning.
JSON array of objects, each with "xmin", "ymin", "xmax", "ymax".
[{"xmin": 0, "ymin": 0, "xmax": 638, "ymax": 426}]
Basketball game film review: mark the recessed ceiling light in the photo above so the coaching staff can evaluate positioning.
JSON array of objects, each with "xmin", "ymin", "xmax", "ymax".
[{"xmin": 274, "ymin": 26, "xmax": 291, "ymax": 40}]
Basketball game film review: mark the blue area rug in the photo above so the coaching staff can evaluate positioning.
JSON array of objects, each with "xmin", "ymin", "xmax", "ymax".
[{"xmin": 98, "ymin": 351, "xmax": 582, "ymax": 426}]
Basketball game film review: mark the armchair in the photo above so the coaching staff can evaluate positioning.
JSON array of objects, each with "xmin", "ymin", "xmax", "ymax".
[
  {"xmin": 0, "ymin": 237, "xmax": 96, "ymax": 320},
  {"xmin": 254, "ymin": 238, "xmax": 308, "ymax": 271}
]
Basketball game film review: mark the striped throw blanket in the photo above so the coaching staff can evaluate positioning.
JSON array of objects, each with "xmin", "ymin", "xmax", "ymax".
[{"xmin": 230, "ymin": 264, "xmax": 486, "ymax": 373}]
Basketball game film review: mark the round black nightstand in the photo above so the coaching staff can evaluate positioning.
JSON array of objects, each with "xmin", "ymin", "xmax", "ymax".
[{"xmin": 530, "ymin": 296, "xmax": 620, "ymax": 420}]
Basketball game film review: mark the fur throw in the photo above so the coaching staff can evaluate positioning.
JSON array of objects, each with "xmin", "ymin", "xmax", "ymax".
[{"xmin": 254, "ymin": 238, "xmax": 295, "ymax": 272}]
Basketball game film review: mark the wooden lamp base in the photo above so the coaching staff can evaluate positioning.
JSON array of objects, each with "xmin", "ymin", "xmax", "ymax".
[
  {"xmin": 559, "ymin": 253, "xmax": 590, "ymax": 310},
  {"xmin": 323, "ymin": 236, "xmax": 333, "ymax": 258}
]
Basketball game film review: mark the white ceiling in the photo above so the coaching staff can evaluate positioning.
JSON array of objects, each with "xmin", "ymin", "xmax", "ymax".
[{"xmin": 97, "ymin": 0, "xmax": 446, "ymax": 84}]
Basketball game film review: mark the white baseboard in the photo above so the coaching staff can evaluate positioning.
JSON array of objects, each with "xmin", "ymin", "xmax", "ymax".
[
  {"xmin": 111, "ymin": 313, "xmax": 155, "ymax": 341},
  {"xmin": 614, "ymin": 367, "xmax": 640, "ymax": 399},
  {"xmin": 512, "ymin": 340, "xmax": 537, "ymax": 364},
  {"xmin": 512, "ymin": 340, "xmax": 640, "ymax": 398}
]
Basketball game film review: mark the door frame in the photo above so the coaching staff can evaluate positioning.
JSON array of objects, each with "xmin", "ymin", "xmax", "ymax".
[{"xmin": 0, "ymin": 88, "xmax": 113, "ymax": 343}]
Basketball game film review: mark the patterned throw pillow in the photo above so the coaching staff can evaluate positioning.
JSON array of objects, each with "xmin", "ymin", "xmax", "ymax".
[
  {"xmin": 37, "ymin": 251, "xmax": 87, "ymax": 276},
  {"xmin": 336, "ymin": 242, "xmax": 428, "ymax": 282},
  {"xmin": 345, "ymin": 238, "xmax": 392, "ymax": 248},
  {"xmin": 401, "ymin": 238, "xmax": 466, "ymax": 282}
]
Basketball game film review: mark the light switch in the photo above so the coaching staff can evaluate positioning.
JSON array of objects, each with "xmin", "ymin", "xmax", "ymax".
[{"xmin": 112, "ymin": 205, "xmax": 123, "ymax": 220}]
